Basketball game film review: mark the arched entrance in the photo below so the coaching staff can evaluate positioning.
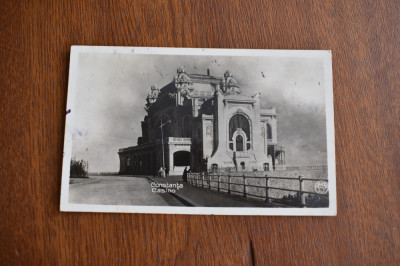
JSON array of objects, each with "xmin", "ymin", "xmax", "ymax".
[
  {"xmin": 171, "ymin": 151, "xmax": 190, "ymax": 175},
  {"xmin": 173, "ymin": 151, "xmax": 190, "ymax": 166}
]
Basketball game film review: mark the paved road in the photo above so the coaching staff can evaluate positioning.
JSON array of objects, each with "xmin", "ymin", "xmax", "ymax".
[{"xmin": 69, "ymin": 175, "xmax": 184, "ymax": 206}]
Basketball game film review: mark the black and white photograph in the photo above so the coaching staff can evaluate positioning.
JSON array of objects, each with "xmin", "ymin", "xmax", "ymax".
[{"xmin": 60, "ymin": 46, "xmax": 336, "ymax": 215}]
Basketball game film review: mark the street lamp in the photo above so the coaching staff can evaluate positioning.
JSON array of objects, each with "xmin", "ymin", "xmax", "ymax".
[{"xmin": 160, "ymin": 118, "xmax": 171, "ymax": 178}]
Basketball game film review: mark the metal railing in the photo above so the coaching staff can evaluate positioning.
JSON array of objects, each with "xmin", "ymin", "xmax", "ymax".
[
  {"xmin": 284, "ymin": 165, "xmax": 328, "ymax": 171},
  {"xmin": 187, "ymin": 172, "xmax": 329, "ymax": 207}
]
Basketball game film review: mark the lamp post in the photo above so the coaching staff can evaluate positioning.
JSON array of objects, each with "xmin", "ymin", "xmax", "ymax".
[{"xmin": 160, "ymin": 118, "xmax": 171, "ymax": 178}]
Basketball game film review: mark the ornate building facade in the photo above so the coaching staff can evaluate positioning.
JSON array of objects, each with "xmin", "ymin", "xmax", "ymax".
[{"xmin": 118, "ymin": 67, "xmax": 285, "ymax": 175}]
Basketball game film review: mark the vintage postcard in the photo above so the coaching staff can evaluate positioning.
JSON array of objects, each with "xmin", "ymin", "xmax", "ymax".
[{"xmin": 60, "ymin": 46, "xmax": 336, "ymax": 216}]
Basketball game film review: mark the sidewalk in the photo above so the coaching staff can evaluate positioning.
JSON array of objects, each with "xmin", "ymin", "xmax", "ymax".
[{"xmin": 148, "ymin": 176, "xmax": 267, "ymax": 207}]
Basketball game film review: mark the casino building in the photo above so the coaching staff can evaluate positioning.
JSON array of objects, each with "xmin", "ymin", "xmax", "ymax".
[{"xmin": 118, "ymin": 67, "xmax": 285, "ymax": 175}]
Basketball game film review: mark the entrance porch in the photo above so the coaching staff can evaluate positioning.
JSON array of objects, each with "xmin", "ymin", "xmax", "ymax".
[{"xmin": 167, "ymin": 137, "xmax": 192, "ymax": 175}]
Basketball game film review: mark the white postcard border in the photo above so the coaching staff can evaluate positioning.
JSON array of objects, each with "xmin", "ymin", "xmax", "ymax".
[{"xmin": 60, "ymin": 46, "xmax": 336, "ymax": 216}]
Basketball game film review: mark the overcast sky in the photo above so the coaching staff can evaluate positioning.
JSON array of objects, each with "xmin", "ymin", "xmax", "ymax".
[{"xmin": 69, "ymin": 52, "xmax": 328, "ymax": 172}]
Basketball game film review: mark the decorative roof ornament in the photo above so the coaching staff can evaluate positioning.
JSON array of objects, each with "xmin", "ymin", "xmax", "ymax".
[
  {"xmin": 174, "ymin": 66, "xmax": 194, "ymax": 97},
  {"xmin": 144, "ymin": 85, "xmax": 160, "ymax": 112},
  {"xmin": 221, "ymin": 70, "xmax": 240, "ymax": 95}
]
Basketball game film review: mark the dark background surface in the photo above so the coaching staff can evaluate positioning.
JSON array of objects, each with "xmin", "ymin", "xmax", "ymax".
[{"xmin": 1, "ymin": 0, "xmax": 399, "ymax": 264}]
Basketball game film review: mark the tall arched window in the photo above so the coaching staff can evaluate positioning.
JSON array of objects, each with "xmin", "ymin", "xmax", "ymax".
[
  {"xmin": 229, "ymin": 114, "xmax": 250, "ymax": 141},
  {"xmin": 266, "ymin": 123, "xmax": 272, "ymax": 140},
  {"xmin": 182, "ymin": 115, "xmax": 191, "ymax": 137},
  {"xmin": 229, "ymin": 114, "xmax": 251, "ymax": 151}
]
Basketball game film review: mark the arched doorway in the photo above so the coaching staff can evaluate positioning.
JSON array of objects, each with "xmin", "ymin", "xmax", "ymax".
[
  {"xmin": 171, "ymin": 150, "xmax": 191, "ymax": 175},
  {"xmin": 173, "ymin": 151, "xmax": 190, "ymax": 166},
  {"xmin": 229, "ymin": 113, "xmax": 251, "ymax": 151},
  {"xmin": 236, "ymin": 135, "xmax": 244, "ymax": 151}
]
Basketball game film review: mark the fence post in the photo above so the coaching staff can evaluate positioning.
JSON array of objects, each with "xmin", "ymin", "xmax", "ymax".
[
  {"xmin": 299, "ymin": 175, "xmax": 306, "ymax": 207},
  {"xmin": 208, "ymin": 173, "xmax": 211, "ymax": 189},
  {"xmin": 197, "ymin": 173, "xmax": 200, "ymax": 187},
  {"xmin": 243, "ymin": 174, "xmax": 246, "ymax": 198},
  {"xmin": 265, "ymin": 175, "xmax": 271, "ymax": 203},
  {"xmin": 228, "ymin": 174, "xmax": 231, "ymax": 194},
  {"xmin": 202, "ymin": 172, "xmax": 204, "ymax": 188},
  {"xmin": 217, "ymin": 173, "xmax": 220, "ymax": 192}
]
